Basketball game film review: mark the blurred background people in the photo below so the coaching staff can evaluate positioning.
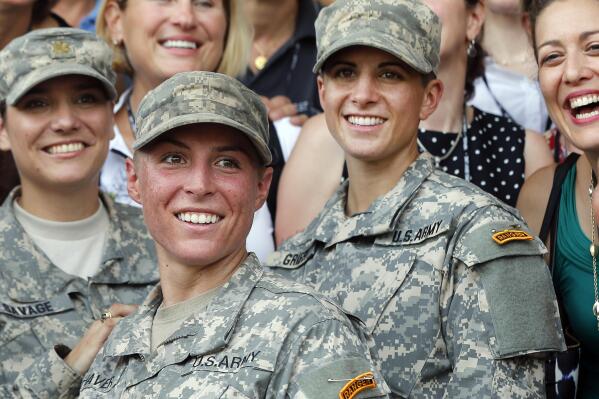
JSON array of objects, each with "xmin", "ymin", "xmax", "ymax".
[
  {"xmin": 470, "ymin": 0, "xmax": 550, "ymax": 134},
  {"xmin": 518, "ymin": 0, "xmax": 599, "ymax": 396}
]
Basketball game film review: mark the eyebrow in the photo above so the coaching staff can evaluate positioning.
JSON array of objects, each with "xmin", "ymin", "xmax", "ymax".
[{"xmin": 538, "ymin": 30, "xmax": 599, "ymax": 51}]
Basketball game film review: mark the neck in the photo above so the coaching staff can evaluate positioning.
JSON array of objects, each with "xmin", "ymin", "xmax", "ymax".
[
  {"xmin": 130, "ymin": 76, "xmax": 158, "ymax": 114},
  {"xmin": 0, "ymin": 4, "xmax": 32, "ymax": 49},
  {"xmin": 248, "ymin": 0, "xmax": 298, "ymax": 41},
  {"xmin": 482, "ymin": 10, "xmax": 535, "ymax": 76},
  {"xmin": 158, "ymin": 247, "xmax": 247, "ymax": 307},
  {"xmin": 51, "ymin": 0, "xmax": 95, "ymax": 27},
  {"xmin": 346, "ymin": 141, "xmax": 419, "ymax": 215},
  {"xmin": 17, "ymin": 180, "xmax": 101, "ymax": 222},
  {"xmin": 420, "ymin": 60, "xmax": 466, "ymax": 133}
]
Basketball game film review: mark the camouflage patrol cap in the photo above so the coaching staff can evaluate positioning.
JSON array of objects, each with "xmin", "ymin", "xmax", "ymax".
[
  {"xmin": 313, "ymin": 0, "xmax": 441, "ymax": 75},
  {"xmin": 134, "ymin": 71, "xmax": 271, "ymax": 166},
  {"xmin": 0, "ymin": 28, "xmax": 116, "ymax": 105}
]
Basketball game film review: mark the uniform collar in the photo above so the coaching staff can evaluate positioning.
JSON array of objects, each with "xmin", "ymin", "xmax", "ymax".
[
  {"xmin": 103, "ymin": 254, "xmax": 264, "ymax": 359},
  {"xmin": 311, "ymin": 153, "xmax": 436, "ymax": 247},
  {"xmin": 0, "ymin": 187, "xmax": 157, "ymax": 302}
]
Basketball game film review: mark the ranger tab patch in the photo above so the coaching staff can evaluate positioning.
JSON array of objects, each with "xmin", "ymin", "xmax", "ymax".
[
  {"xmin": 338, "ymin": 372, "xmax": 377, "ymax": 399},
  {"xmin": 492, "ymin": 229, "xmax": 533, "ymax": 245}
]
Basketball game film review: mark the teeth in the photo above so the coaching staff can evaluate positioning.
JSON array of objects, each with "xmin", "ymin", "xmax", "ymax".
[
  {"xmin": 347, "ymin": 115, "xmax": 385, "ymax": 126},
  {"xmin": 162, "ymin": 40, "xmax": 197, "ymax": 49},
  {"xmin": 47, "ymin": 142, "xmax": 84, "ymax": 154},
  {"xmin": 570, "ymin": 94, "xmax": 599, "ymax": 109},
  {"xmin": 575, "ymin": 109, "xmax": 599, "ymax": 120},
  {"xmin": 176, "ymin": 212, "xmax": 220, "ymax": 225}
]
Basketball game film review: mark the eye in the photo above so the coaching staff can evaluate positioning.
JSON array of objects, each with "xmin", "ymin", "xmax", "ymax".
[
  {"xmin": 20, "ymin": 98, "xmax": 48, "ymax": 110},
  {"xmin": 586, "ymin": 42, "xmax": 599, "ymax": 54},
  {"xmin": 539, "ymin": 51, "xmax": 562, "ymax": 66},
  {"xmin": 162, "ymin": 153, "xmax": 186, "ymax": 165},
  {"xmin": 215, "ymin": 158, "xmax": 240, "ymax": 169},
  {"xmin": 192, "ymin": 0, "xmax": 214, "ymax": 7},
  {"xmin": 76, "ymin": 92, "xmax": 101, "ymax": 105},
  {"xmin": 380, "ymin": 70, "xmax": 402, "ymax": 80},
  {"xmin": 330, "ymin": 66, "xmax": 356, "ymax": 80}
]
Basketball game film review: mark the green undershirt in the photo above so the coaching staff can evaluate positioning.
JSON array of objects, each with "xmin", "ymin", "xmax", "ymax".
[{"xmin": 555, "ymin": 164, "xmax": 599, "ymax": 398}]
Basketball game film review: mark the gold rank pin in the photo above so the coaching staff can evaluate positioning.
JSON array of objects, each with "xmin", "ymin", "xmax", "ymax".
[
  {"xmin": 492, "ymin": 229, "xmax": 533, "ymax": 245},
  {"xmin": 332, "ymin": 372, "xmax": 377, "ymax": 399}
]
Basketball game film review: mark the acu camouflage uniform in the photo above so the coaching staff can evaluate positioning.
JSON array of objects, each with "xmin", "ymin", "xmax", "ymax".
[
  {"xmin": 0, "ymin": 190, "xmax": 158, "ymax": 398},
  {"xmin": 79, "ymin": 254, "xmax": 389, "ymax": 398},
  {"xmin": 266, "ymin": 154, "xmax": 566, "ymax": 398}
]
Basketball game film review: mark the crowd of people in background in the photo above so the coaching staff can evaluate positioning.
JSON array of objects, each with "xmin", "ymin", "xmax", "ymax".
[{"xmin": 0, "ymin": 0, "xmax": 598, "ymax": 397}]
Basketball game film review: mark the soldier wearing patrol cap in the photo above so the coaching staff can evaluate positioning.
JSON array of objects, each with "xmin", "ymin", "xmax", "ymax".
[
  {"xmin": 264, "ymin": 0, "xmax": 566, "ymax": 397},
  {"xmin": 78, "ymin": 70, "xmax": 390, "ymax": 398},
  {"xmin": 0, "ymin": 28, "xmax": 158, "ymax": 397}
]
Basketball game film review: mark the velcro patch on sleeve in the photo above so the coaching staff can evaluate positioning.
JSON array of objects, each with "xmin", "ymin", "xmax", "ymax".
[
  {"xmin": 492, "ymin": 229, "xmax": 533, "ymax": 245},
  {"xmin": 339, "ymin": 372, "xmax": 377, "ymax": 399}
]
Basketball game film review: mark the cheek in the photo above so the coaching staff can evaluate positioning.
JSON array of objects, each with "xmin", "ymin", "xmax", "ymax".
[{"xmin": 538, "ymin": 69, "xmax": 561, "ymax": 110}]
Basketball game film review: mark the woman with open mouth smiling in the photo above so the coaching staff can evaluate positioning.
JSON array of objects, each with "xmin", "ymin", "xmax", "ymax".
[{"xmin": 517, "ymin": 0, "xmax": 599, "ymax": 397}]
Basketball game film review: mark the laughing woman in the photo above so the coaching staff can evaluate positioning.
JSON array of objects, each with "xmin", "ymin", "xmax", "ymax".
[{"xmin": 517, "ymin": 0, "xmax": 599, "ymax": 396}]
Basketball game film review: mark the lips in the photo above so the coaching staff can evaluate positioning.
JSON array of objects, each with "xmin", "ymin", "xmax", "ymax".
[
  {"xmin": 44, "ymin": 142, "xmax": 85, "ymax": 155},
  {"xmin": 176, "ymin": 211, "xmax": 221, "ymax": 225}
]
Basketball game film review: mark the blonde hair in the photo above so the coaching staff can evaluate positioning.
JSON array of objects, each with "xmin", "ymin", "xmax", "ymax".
[{"xmin": 96, "ymin": 0, "xmax": 250, "ymax": 77}]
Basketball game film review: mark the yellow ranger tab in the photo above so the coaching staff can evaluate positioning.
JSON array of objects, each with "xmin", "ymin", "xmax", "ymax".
[
  {"xmin": 338, "ymin": 372, "xmax": 377, "ymax": 399},
  {"xmin": 492, "ymin": 229, "xmax": 533, "ymax": 245}
]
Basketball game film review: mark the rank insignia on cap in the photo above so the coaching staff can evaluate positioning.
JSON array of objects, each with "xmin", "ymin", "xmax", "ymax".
[
  {"xmin": 492, "ymin": 229, "xmax": 533, "ymax": 245},
  {"xmin": 51, "ymin": 40, "xmax": 73, "ymax": 58},
  {"xmin": 338, "ymin": 372, "xmax": 377, "ymax": 399}
]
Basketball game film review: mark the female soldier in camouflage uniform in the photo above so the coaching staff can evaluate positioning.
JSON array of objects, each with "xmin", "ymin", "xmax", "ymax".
[
  {"xmin": 78, "ymin": 71, "xmax": 389, "ymax": 398},
  {"xmin": 265, "ymin": 0, "xmax": 565, "ymax": 397},
  {"xmin": 0, "ymin": 28, "xmax": 158, "ymax": 397}
]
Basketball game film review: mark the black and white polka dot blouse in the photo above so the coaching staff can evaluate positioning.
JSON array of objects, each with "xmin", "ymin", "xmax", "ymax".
[{"xmin": 418, "ymin": 107, "xmax": 525, "ymax": 206}]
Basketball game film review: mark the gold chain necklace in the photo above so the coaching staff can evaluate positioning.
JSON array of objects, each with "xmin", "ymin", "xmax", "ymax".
[{"xmin": 588, "ymin": 179, "xmax": 599, "ymax": 330}]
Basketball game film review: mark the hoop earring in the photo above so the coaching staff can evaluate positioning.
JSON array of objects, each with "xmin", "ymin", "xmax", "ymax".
[{"xmin": 467, "ymin": 39, "xmax": 477, "ymax": 58}]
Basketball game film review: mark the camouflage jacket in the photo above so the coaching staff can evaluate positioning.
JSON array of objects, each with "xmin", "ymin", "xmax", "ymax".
[
  {"xmin": 265, "ymin": 153, "xmax": 566, "ymax": 398},
  {"xmin": 0, "ymin": 188, "xmax": 159, "ymax": 398},
  {"xmin": 79, "ymin": 254, "xmax": 390, "ymax": 398}
]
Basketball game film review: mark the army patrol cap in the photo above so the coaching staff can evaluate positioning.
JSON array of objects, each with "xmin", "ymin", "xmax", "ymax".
[
  {"xmin": 313, "ymin": 0, "xmax": 441, "ymax": 75},
  {"xmin": 0, "ymin": 28, "xmax": 117, "ymax": 105},
  {"xmin": 133, "ymin": 71, "xmax": 272, "ymax": 166}
]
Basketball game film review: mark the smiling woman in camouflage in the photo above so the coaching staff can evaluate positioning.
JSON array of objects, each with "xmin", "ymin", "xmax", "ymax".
[
  {"xmin": 77, "ymin": 71, "xmax": 390, "ymax": 398},
  {"xmin": 0, "ymin": 28, "xmax": 158, "ymax": 397},
  {"xmin": 265, "ymin": 0, "xmax": 566, "ymax": 396}
]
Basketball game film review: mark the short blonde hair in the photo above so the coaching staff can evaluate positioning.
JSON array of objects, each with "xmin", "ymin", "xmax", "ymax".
[{"xmin": 96, "ymin": 0, "xmax": 250, "ymax": 77}]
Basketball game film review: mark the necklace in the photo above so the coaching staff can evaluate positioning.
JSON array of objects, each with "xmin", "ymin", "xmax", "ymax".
[
  {"xmin": 418, "ymin": 107, "xmax": 471, "ymax": 181},
  {"xmin": 589, "ymin": 177, "xmax": 599, "ymax": 331},
  {"xmin": 254, "ymin": 42, "xmax": 268, "ymax": 71}
]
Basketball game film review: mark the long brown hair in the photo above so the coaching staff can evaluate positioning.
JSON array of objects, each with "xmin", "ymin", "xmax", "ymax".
[{"xmin": 465, "ymin": 0, "xmax": 485, "ymax": 101}]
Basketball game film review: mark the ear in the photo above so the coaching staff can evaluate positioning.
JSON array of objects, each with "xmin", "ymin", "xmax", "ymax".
[
  {"xmin": 317, "ymin": 74, "xmax": 326, "ymax": 111},
  {"xmin": 419, "ymin": 79, "xmax": 444, "ymax": 121},
  {"xmin": 126, "ymin": 157, "xmax": 143, "ymax": 205},
  {"xmin": 0, "ymin": 116, "xmax": 11, "ymax": 151},
  {"xmin": 466, "ymin": 0, "xmax": 485, "ymax": 42},
  {"xmin": 255, "ymin": 166, "xmax": 273, "ymax": 211},
  {"xmin": 104, "ymin": 0, "xmax": 125, "ymax": 45}
]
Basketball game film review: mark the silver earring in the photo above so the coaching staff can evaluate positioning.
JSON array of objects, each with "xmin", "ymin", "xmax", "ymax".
[{"xmin": 467, "ymin": 39, "xmax": 477, "ymax": 58}]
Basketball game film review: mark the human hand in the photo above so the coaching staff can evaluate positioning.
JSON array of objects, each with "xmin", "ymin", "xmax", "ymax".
[
  {"xmin": 64, "ymin": 303, "xmax": 138, "ymax": 375},
  {"xmin": 261, "ymin": 95, "xmax": 309, "ymax": 127}
]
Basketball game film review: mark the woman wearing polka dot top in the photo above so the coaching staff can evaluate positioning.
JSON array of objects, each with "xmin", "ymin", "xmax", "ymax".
[{"xmin": 418, "ymin": 0, "xmax": 554, "ymax": 207}]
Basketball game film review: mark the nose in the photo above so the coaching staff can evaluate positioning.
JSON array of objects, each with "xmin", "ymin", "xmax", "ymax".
[
  {"xmin": 183, "ymin": 161, "xmax": 215, "ymax": 198},
  {"xmin": 350, "ymin": 75, "xmax": 379, "ymax": 107},
  {"xmin": 563, "ymin": 50, "xmax": 593, "ymax": 85},
  {"xmin": 49, "ymin": 102, "xmax": 81, "ymax": 134},
  {"xmin": 170, "ymin": 0, "xmax": 198, "ymax": 30}
]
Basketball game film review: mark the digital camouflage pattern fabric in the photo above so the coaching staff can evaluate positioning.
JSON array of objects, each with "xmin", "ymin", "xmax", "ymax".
[
  {"xmin": 0, "ymin": 190, "xmax": 158, "ymax": 398},
  {"xmin": 79, "ymin": 254, "xmax": 390, "ymax": 398},
  {"xmin": 134, "ymin": 71, "xmax": 272, "ymax": 166},
  {"xmin": 265, "ymin": 154, "xmax": 566, "ymax": 398},
  {"xmin": 313, "ymin": 0, "xmax": 441, "ymax": 74},
  {"xmin": 0, "ymin": 28, "xmax": 116, "ymax": 105}
]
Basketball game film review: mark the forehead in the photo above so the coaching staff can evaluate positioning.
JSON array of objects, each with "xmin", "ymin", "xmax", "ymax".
[
  {"xmin": 18, "ymin": 75, "xmax": 106, "ymax": 97},
  {"xmin": 535, "ymin": 0, "xmax": 599, "ymax": 43},
  {"xmin": 326, "ymin": 46, "xmax": 405, "ymax": 66}
]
